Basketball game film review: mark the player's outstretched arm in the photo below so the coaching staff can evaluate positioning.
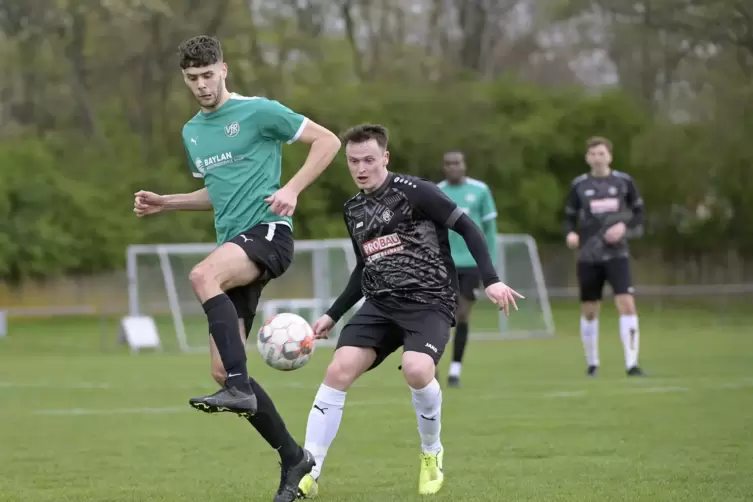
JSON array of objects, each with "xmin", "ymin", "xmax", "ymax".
[
  {"xmin": 133, "ymin": 188, "xmax": 212, "ymax": 217},
  {"xmin": 410, "ymin": 180, "xmax": 523, "ymax": 314},
  {"xmin": 264, "ymin": 119, "xmax": 341, "ymax": 217},
  {"xmin": 324, "ymin": 233, "xmax": 365, "ymax": 327},
  {"xmin": 480, "ymin": 187, "xmax": 499, "ymax": 264},
  {"xmin": 284, "ymin": 121, "xmax": 341, "ymax": 195}
]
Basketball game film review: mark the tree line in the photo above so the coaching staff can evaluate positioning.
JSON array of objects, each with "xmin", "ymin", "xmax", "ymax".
[{"xmin": 0, "ymin": 0, "xmax": 751, "ymax": 281}]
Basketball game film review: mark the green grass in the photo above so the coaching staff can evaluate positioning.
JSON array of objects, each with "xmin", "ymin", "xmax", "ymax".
[{"xmin": 0, "ymin": 302, "xmax": 752, "ymax": 501}]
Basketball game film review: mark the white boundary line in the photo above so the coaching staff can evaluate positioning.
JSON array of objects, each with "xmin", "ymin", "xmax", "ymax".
[{"xmin": 18, "ymin": 379, "xmax": 753, "ymax": 416}]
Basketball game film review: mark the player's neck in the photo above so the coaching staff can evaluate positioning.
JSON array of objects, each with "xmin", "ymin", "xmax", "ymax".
[
  {"xmin": 200, "ymin": 88, "xmax": 231, "ymax": 114},
  {"xmin": 446, "ymin": 177, "xmax": 465, "ymax": 186},
  {"xmin": 590, "ymin": 167, "xmax": 611, "ymax": 178}
]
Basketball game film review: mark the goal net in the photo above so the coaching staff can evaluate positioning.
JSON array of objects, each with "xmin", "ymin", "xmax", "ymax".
[{"xmin": 124, "ymin": 234, "xmax": 553, "ymax": 352}]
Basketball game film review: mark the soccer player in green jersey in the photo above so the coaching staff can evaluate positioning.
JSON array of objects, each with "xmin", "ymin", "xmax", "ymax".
[
  {"xmin": 437, "ymin": 151, "xmax": 498, "ymax": 388},
  {"xmin": 133, "ymin": 35, "xmax": 341, "ymax": 502}
]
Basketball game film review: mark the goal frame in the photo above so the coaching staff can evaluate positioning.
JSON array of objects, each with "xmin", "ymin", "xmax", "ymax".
[
  {"xmin": 126, "ymin": 239, "xmax": 360, "ymax": 352},
  {"xmin": 125, "ymin": 234, "xmax": 554, "ymax": 352}
]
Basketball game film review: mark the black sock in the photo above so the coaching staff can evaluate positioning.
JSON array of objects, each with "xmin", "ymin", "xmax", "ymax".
[
  {"xmin": 452, "ymin": 321, "xmax": 469, "ymax": 363},
  {"xmin": 247, "ymin": 377, "xmax": 302, "ymax": 466},
  {"xmin": 203, "ymin": 294, "xmax": 250, "ymax": 391}
]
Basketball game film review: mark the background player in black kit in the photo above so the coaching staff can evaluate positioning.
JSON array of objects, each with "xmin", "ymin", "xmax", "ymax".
[
  {"xmin": 564, "ymin": 136, "xmax": 645, "ymax": 377},
  {"xmin": 296, "ymin": 124, "xmax": 523, "ymax": 498}
]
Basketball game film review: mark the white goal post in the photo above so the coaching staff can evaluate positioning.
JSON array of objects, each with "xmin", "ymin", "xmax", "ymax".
[{"xmin": 123, "ymin": 235, "xmax": 554, "ymax": 352}]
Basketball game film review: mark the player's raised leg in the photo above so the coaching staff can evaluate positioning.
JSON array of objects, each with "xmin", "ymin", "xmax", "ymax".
[
  {"xmin": 576, "ymin": 261, "xmax": 604, "ymax": 376},
  {"xmin": 208, "ymin": 322, "xmax": 306, "ymax": 471},
  {"xmin": 188, "ymin": 242, "xmax": 260, "ymax": 415},
  {"xmin": 607, "ymin": 258, "xmax": 644, "ymax": 376}
]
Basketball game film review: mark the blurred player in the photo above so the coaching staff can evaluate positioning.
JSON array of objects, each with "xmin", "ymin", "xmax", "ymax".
[
  {"xmin": 437, "ymin": 151, "xmax": 498, "ymax": 388},
  {"xmin": 133, "ymin": 35, "xmax": 341, "ymax": 502},
  {"xmin": 296, "ymin": 124, "xmax": 523, "ymax": 498},
  {"xmin": 564, "ymin": 136, "xmax": 645, "ymax": 377}
]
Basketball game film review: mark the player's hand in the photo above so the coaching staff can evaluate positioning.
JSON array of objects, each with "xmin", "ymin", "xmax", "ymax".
[
  {"xmin": 566, "ymin": 232, "xmax": 579, "ymax": 249},
  {"xmin": 604, "ymin": 222, "xmax": 626, "ymax": 243},
  {"xmin": 264, "ymin": 186, "xmax": 298, "ymax": 217},
  {"xmin": 485, "ymin": 282, "xmax": 524, "ymax": 317},
  {"xmin": 134, "ymin": 190, "xmax": 165, "ymax": 217},
  {"xmin": 311, "ymin": 315, "xmax": 335, "ymax": 339}
]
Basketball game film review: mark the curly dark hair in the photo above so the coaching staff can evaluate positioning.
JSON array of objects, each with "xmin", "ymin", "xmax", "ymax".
[
  {"xmin": 178, "ymin": 35, "xmax": 223, "ymax": 69},
  {"xmin": 340, "ymin": 124, "xmax": 389, "ymax": 149}
]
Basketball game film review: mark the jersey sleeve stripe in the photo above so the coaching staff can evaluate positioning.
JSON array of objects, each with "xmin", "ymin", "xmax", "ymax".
[
  {"xmin": 287, "ymin": 117, "xmax": 309, "ymax": 144},
  {"xmin": 192, "ymin": 172, "xmax": 203, "ymax": 178},
  {"xmin": 481, "ymin": 211, "xmax": 497, "ymax": 221},
  {"xmin": 446, "ymin": 206, "xmax": 464, "ymax": 228}
]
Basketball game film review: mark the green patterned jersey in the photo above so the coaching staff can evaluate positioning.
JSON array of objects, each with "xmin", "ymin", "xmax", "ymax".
[
  {"xmin": 438, "ymin": 177, "xmax": 498, "ymax": 268},
  {"xmin": 182, "ymin": 93, "xmax": 307, "ymax": 244}
]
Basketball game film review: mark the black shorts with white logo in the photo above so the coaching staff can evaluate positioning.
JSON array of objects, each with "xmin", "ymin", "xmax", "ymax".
[
  {"xmin": 577, "ymin": 256, "xmax": 633, "ymax": 302},
  {"xmin": 225, "ymin": 222, "xmax": 294, "ymax": 332},
  {"xmin": 455, "ymin": 266, "xmax": 481, "ymax": 302},
  {"xmin": 336, "ymin": 300, "xmax": 452, "ymax": 370}
]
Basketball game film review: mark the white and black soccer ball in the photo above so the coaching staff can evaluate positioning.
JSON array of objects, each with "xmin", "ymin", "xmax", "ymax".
[{"xmin": 257, "ymin": 313, "xmax": 316, "ymax": 371}]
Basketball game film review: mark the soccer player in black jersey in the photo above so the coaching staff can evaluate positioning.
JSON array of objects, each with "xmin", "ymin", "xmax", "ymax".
[
  {"xmin": 296, "ymin": 124, "xmax": 523, "ymax": 498},
  {"xmin": 564, "ymin": 136, "xmax": 646, "ymax": 377}
]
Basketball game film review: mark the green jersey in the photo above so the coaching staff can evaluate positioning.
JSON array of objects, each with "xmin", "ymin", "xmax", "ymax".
[
  {"xmin": 182, "ymin": 93, "xmax": 307, "ymax": 244},
  {"xmin": 438, "ymin": 177, "xmax": 498, "ymax": 268}
]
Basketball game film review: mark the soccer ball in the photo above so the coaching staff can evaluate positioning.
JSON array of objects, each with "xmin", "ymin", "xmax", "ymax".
[{"xmin": 256, "ymin": 313, "xmax": 316, "ymax": 371}]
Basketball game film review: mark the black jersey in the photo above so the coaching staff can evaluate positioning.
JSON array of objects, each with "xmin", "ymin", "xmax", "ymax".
[
  {"xmin": 344, "ymin": 173, "xmax": 463, "ymax": 320},
  {"xmin": 327, "ymin": 172, "xmax": 500, "ymax": 323},
  {"xmin": 564, "ymin": 170, "xmax": 644, "ymax": 263}
]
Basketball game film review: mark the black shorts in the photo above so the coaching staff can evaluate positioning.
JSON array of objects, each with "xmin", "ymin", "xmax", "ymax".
[
  {"xmin": 336, "ymin": 300, "xmax": 452, "ymax": 370},
  {"xmin": 456, "ymin": 267, "xmax": 481, "ymax": 301},
  {"xmin": 577, "ymin": 257, "xmax": 634, "ymax": 302},
  {"xmin": 225, "ymin": 222, "xmax": 294, "ymax": 331}
]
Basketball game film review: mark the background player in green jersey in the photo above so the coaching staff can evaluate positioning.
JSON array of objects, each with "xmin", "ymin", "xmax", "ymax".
[
  {"xmin": 438, "ymin": 151, "xmax": 498, "ymax": 388},
  {"xmin": 133, "ymin": 35, "xmax": 341, "ymax": 502}
]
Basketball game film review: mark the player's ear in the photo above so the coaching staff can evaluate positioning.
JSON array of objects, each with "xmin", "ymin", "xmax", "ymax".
[
  {"xmin": 221, "ymin": 62, "xmax": 228, "ymax": 78},
  {"xmin": 383, "ymin": 149, "xmax": 390, "ymax": 167}
]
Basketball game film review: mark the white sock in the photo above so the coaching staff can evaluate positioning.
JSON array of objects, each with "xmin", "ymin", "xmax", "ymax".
[
  {"xmin": 619, "ymin": 315, "xmax": 640, "ymax": 369},
  {"xmin": 580, "ymin": 317, "xmax": 600, "ymax": 366},
  {"xmin": 304, "ymin": 384, "xmax": 347, "ymax": 479},
  {"xmin": 410, "ymin": 379, "xmax": 443, "ymax": 454},
  {"xmin": 448, "ymin": 361, "xmax": 462, "ymax": 377}
]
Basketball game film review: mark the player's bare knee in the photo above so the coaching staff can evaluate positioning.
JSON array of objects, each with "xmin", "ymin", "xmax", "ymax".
[
  {"xmin": 615, "ymin": 295, "xmax": 636, "ymax": 315},
  {"xmin": 401, "ymin": 352, "xmax": 436, "ymax": 389},
  {"xmin": 581, "ymin": 302, "xmax": 600, "ymax": 320},
  {"xmin": 323, "ymin": 350, "xmax": 369, "ymax": 391},
  {"xmin": 189, "ymin": 262, "xmax": 218, "ymax": 298}
]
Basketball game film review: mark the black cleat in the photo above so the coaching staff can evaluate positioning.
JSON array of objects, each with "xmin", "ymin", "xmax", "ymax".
[
  {"xmin": 447, "ymin": 375, "xmax": 461, "ymax": 388},
  {"xmin": 188, "ymin": 386, "xmax": 258, "ymax": 418},
  {"xmin": 627, "ymin": 366, "xmax": 646, "ymax": 377},
  {"xmin": 587, "ymin": 365, "xmax": 599, "ymax": 377},
  {"xmin": 274, "ymin": 448, "xmax": 315, "ymax": 502}
]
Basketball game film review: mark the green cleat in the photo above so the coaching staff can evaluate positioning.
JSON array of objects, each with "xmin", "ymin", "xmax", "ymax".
[
  {"xmin": 297, "ymin": 473, "xmax": 319, "ymax": 499},
  {"xmin": 418, "ymin": 448, "xmax": 444, "ymax": 495}
]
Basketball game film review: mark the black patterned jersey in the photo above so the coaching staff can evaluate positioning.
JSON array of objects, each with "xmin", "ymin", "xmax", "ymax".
[
  {"xmin": 343, "ymin": 173, "xmax": 463, "ymax": 320},
  {"xmin": 564, "ymin": 170, "xmax": 644, "ymax": 263}
]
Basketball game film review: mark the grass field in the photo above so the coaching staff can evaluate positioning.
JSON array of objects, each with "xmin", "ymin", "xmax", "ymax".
[{"xmin": 1, "ymin": 301, "xmax": 752, "ymax": 501}]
